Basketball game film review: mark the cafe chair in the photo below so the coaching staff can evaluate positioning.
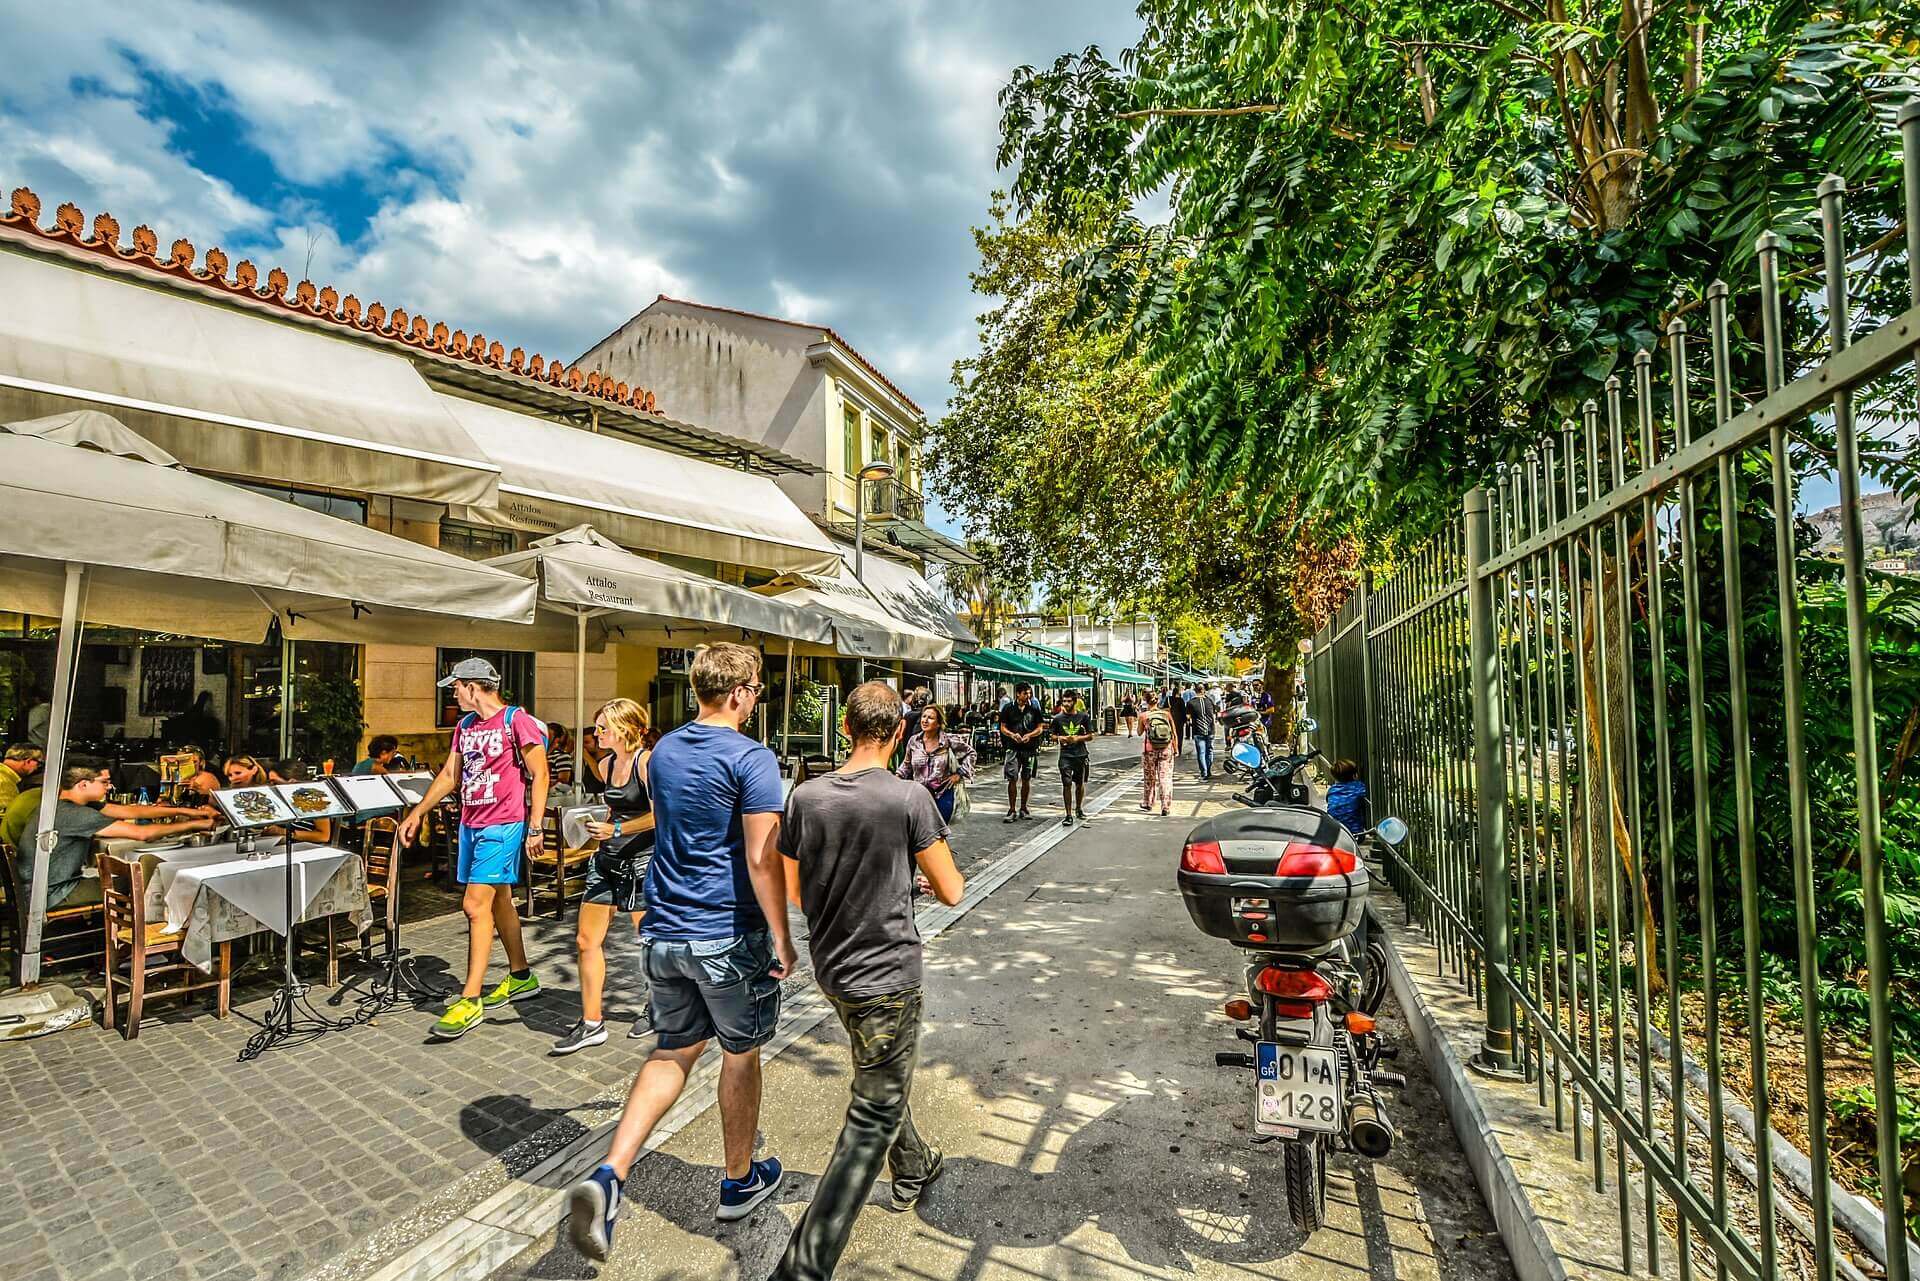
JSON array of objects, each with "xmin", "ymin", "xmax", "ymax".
[
  {"xmin": 316, "ymin": 816, "xmax": 400, "ymax": 973},
  {"xmin": 1, "ymin": 838, "xmax": 104, "ymax": 987},
  {"xmin": 523, "ymin": 810, "xmax": 592, "ymax": 919},
  {"xmin": 98, "ymin": 853, "xmax": 231, "ymax": 1039}
]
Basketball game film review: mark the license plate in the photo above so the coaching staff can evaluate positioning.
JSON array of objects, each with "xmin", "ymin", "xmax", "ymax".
[{"xmin": 1255, "ymin": 1042, "xmax": 1342, "ymax": 1136}]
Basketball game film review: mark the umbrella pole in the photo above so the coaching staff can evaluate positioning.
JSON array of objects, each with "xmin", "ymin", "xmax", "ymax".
[
  {"xmin": 278, "ymin": 634, "xmax": 295, "ymax": 760},
  {"xmin": 781, "ymin": 638, "xmax": 795, "ymax": 763},
  {"xmin": 22, "ymin": 562, "xmax": 87, "ymax": 987},
  {"xmin": 575, "ymin": 611, "xmax": 587, "ymax": 783}
]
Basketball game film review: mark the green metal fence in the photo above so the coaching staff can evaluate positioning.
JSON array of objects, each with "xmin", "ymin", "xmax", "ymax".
[{"xmin": 1308, "ymin": 105, "xmax": 1920, "ymax": 1281}]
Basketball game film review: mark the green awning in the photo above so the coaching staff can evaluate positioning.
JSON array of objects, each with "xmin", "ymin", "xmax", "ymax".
[
  {"xmin": 953, "ymin": 646, "xmax": 1091, "ymax": 688},
  {"xmin": 1010, "ymin": 640, "xmax": 1154, "ymax": 686}
]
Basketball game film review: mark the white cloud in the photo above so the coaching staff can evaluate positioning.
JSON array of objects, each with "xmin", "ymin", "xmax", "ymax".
[{"xmin": 770, "ymin": 279, "xmax": 832, "ymax": 321}]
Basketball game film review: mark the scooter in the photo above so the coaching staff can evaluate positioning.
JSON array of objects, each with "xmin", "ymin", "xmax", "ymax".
[{"xmin": 1177, "ymin": 805, "xmax": 1412, "ymax": 1232}]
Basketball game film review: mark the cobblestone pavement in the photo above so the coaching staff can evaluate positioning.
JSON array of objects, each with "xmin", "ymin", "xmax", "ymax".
[{"xmin": 0, "ymin": 742, "xmax": 1145, "ymax": 1281}]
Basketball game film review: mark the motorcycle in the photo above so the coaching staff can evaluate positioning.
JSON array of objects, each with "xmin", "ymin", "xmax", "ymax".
[
  {"xmin": 1227, "ymin": 739, "xmax": 1318, "ymax": 808},
  {"xmin": 1177, "ymin": 793, "xmax": 1411, "ymax": 1232}
]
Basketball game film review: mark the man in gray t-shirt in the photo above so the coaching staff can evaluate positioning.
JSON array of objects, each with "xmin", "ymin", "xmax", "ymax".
[{"xmin": 771, "ymin": 681, "xmax": 965, "ymax": 1280}]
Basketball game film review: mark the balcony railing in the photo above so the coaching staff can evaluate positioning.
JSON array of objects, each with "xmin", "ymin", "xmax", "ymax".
[{"xmin": 861, "ymin": 475, "xmax": 925, "ymax": 524}]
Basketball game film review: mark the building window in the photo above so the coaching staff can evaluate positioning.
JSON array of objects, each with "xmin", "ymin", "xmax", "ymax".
[
  {"xmin": 869, "ymin": 424, "xmax": 890, "ymax": 472},
  {"xmin": 231, "ymin": 481, "xmax": 367, "ymax": 524},
  {"xmin": 843, "ymin": 404, "xmax": 861, "ymax": 477},
  {"xmin": 438, "ymin": 519, "xmax": 518, "ymax": 561},
  {"xmin": 435, "ymin": 649, "xmax": 535, "ymax": 727}
]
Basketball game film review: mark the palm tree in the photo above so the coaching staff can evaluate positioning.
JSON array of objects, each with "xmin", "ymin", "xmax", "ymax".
[{"xmin": 945, "ymin": 554, "xmax": 1022, "ymax": 647}]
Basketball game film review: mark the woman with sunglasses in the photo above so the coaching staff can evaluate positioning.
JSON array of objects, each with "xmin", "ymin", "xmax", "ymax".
[{"xmin": 553, "ymin": 698, "xmax": 656, "ymax": 1055}]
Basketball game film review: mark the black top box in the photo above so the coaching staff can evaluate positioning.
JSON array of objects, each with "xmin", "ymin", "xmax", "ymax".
[{"xmin": 1177, "ymin": 806, "xmax": 1368, "ymax": 950}]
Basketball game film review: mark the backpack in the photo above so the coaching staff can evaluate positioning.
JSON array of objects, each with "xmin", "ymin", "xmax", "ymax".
[{"xmin": 1143, "ymin": 709, "xmax": 1174, "ymax": 746}]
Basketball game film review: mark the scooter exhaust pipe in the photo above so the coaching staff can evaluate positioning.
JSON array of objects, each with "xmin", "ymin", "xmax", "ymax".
[{"xmin": 1347, "ymin": 1094, "xmax": 1396, "ymax": 1159}]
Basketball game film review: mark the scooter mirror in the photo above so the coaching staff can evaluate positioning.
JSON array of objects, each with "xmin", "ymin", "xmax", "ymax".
[
  {"xmin": 1230, "ymin": 740, "xmax": 1264, "ymax": 769},
  {"xmin": 1375, "ymin": 816, "xmax": 1409, "ymax": 845}
]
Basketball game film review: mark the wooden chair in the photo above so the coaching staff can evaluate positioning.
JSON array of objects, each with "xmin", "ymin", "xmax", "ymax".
[
  {"xmin": 315, "ymin": 817, "xmax": 402, "ymax": 975},
  {"xmin": 2, "ymin": 836, "xmax": 104, "ymax": 986},
  {"xmin": 98, "ymin": 854, "xmax": 230, "ymax": 1038},
  {"xmin": 523, "ymin": 809, "xmax": 592, "ymax": 919}
]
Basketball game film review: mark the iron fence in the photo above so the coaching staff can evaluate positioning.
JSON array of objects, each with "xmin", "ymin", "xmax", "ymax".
[{"xmin": 1307, "ymin": 102, "xmax": 1920, "ymax": 1281}]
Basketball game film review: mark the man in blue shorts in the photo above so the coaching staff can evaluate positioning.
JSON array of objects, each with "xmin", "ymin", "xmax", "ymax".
[
  {"xmin": 566, "ymin": 643, "xmax": 797, "ymax": 1261},
  {"xmin": 398, "ymin": 657, "xmax": 549, "ymax": 1040}
]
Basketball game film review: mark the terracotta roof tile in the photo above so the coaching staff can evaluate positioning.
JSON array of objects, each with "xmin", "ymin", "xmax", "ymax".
[
  {"xmin": 650, "ymin": 295, "xmax": 923, "ymax": 418},
  {"xmin": 2, "ymin": 186, "xmax": 662, "ymax": 415}
]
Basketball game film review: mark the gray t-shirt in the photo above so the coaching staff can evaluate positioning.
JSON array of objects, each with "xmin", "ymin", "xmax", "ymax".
[
  {"xmin": 779, "ymin": 767, "xmax": 948, "ymax": 1001},
  {"xmin": 17, "ymin": 799, "xmax": 113, "ymax": 908}
]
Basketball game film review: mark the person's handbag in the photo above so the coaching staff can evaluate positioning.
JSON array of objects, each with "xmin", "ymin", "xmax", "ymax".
[{"xmin": 944, "ymin": 741, "xmax": 972, "ymax": 820}]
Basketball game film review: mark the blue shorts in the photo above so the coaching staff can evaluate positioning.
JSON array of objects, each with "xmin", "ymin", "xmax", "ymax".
[
  {"xmin": 641, "ymin": 930, "xmax": 781, "ymax": 1054},
  {"xmin": 457, "ymin": 822, "xmax": 526, "ymax": 885}
]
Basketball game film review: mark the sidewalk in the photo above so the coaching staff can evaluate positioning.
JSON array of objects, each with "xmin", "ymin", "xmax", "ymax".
[{"xmin": 0, "ymin": 740, "xmax": 1143, "ymax": 1281}]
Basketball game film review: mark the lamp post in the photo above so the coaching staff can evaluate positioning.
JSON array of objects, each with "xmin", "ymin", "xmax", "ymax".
[{"xmin": 851, "ymin": 458, "xmax": 897, "ymax": 583}]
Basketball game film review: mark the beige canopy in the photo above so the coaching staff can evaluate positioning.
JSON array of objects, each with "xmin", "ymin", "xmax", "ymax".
[
  {"xmin": 851, "ymin": 548, "xmax": 978, "ymax": 650},
  {"xmin": 760, "ymin": 571, "xmax": 954, "ymax": 664},
  {"xmin": 0, "ymin": 247, "xmax": 501, "ymax": 505},
  {"xmin": 441, "ymin": 393, "xmax": 842, "ymax": 576},
  {"xmin": 0, "ymin": 428, "xmax": 540, "ymax": 644}
]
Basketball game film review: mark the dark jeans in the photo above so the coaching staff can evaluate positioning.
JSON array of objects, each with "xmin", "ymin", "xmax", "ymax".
[
  {"xmin": 1192, "ymin": 733, "xmax": 1215, "ymax": 778},
  {"xmin": 772, "ymin": 987, "xmax": 937, "ymax": 1281}
]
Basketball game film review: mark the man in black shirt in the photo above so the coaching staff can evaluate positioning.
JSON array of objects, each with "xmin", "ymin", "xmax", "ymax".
[
  {"xmin": 1186, "ymin": 688, "xmax": 1218, "ymax": 780},
  {"xmin": 1049, "ymin": 689, "xmax": 1096, "ymax": 825},
  {"xmin": 997, "ymin": 683, "xmax": 1046, "ymax": 822},
  {"xmin": 1167, "ymin": 683, "xmax": 1190, "ymax": 755},
  {"xmin": 774, "ymin": 681, "xmax": 964, "ymax": 1280}
]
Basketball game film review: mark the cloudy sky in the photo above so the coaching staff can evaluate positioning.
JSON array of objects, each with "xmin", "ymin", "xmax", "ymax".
[{"xmin": 0, "ymin": 0, "xmax": 1141, "ymax": 427}]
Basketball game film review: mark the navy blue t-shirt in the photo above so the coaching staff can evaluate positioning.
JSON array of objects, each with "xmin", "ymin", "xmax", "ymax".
[{"xmin": 641, "ymin": 720, "xmax": 786, "ymax": 941}]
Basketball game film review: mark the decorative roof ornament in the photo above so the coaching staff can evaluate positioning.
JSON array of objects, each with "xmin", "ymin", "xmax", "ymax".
[{"xmin": 3, "ymin": 185, "xmax": 661, "ymax": 415}]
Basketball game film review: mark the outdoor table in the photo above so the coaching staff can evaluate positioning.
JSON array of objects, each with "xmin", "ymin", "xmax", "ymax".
[{"xmin": 141, "ymin": 841, "xmax": 370, "ymax": 971}]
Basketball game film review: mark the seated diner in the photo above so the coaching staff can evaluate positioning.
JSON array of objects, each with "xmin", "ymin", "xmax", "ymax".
[{"xmin": 13, "ymin": 757, "xmax": 214, "ymax": 909}]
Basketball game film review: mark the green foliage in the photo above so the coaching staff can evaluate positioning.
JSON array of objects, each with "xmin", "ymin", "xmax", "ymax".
[
  {"xmin": 997, "ymin": 0, "xmax": 1918, "ymax": 541},
  {"xmin": 296, "ymin": 669, "xmax": 363, "ymax": 770}
]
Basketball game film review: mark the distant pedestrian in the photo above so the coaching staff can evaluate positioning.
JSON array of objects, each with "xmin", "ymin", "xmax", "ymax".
[
  {"xmin": 896, "ymin": 704, "xmax": 976, "ymax": 825},
  {"xmin": 1186, "ymin": 687, "xmax": 1218, "ymax": 780},
  {"xmin": 1049, "ymin": 689, "xmax": 1096, "ymax": 825},
  {"xmin": 565, "ymin": 643, "xmax": 796, "ymax": 1261},
  {"xmin": 770, "ymin": 681, "xmax": 964, "ymax": 1279},
  {"xmin": 1138, "ymin": 692, "xmax": 1178, "ymax": 816},
  {"xmin": 397, "ymin": 658, "xmax": 548, "ymax": 1041},
  {"xmin": 547, "ymin": 723, "xmax": 576, "ymax": 786},
  {"xmin": 1166, "ymin": 684, "xmax": 1190, "ymax": 756},
  {"xmin": 1119, "ymin": 692, "xmax": 1138, "ymax": 737},
  {"xmin": 998, "ymin": 683, "xmax": 1046, "ymax": 822}
]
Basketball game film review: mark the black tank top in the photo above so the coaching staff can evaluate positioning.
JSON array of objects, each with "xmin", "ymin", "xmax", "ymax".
[{"xmin": 600, "ymin": 753, "xmax": 653, "ymax": 861}]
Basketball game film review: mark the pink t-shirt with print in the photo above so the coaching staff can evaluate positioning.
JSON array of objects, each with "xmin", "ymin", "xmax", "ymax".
[{"xmin": 455, "ymin": 707, "xmax": 546, "ymax": 828}]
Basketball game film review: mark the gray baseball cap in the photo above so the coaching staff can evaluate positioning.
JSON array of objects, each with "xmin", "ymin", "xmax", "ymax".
[{"xmin": 437, "ymin": 657, "xmax": 502, "ymax": 687}]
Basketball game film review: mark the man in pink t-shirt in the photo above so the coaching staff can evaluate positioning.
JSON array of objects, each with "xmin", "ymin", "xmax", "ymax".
[{"xmin": 399, "ymin": 658, "xmax": 550, "ymax": 1040}]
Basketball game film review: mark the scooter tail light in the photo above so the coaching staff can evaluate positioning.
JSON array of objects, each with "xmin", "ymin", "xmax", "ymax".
[
  {"xmin": 1223, "ymin": 999, "xmax": 1253, "ymax": 1021},
  {"xmin": 1274, "ymin": 842, "xmax": 1357, "ymax": 877},
  {"xmin": 1255, "ymin": 966, "xmax": 1333, "ymax": 1003},
  {"xmin": 1272, "ymin": 999, "xmax": 1318, "ymax": 1021},
  {"xmin": 1181, "ymin": 838, "xmax": 1226, "ymax": 875}
]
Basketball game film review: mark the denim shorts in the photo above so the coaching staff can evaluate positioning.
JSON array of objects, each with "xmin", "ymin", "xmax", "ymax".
[
  {"xmin": 583, "ymin": 851, "xmax": 648, "ymax": 912},
  {"xmin": 641, "ymin": 929, "xmax": 781, "ymax": 1054}
]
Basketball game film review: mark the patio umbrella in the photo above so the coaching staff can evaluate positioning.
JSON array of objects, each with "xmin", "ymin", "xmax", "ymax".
[
  {"xmin": 0, "ymin": 420, "xmax": 542, "ymax": 984},
  {"xmin": 484, "ymin": 525, "xmax": 835, "ymax": 769}
]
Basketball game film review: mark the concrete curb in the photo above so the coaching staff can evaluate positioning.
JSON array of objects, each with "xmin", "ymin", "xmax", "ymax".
[{"xmin": 1367, "ymin": 900, "xmax": 1569, "ymax": 1281}]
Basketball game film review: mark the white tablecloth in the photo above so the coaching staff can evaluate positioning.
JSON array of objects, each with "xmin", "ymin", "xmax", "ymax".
[{"xmin": 144, "ymin": 842, "xmax": 370, "ymax": 971}]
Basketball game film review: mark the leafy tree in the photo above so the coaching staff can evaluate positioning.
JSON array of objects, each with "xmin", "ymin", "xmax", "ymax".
[
  {"xmin": 997, "ymin": 0, "xmax": 1918, "ymax": 538},
  {"xmin": 929, "ymin": 199, "xmax": 1362, "ymax": 658}
]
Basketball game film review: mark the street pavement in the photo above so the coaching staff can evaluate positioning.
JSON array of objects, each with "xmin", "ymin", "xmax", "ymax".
[{"xmin": 484, "ymin": 759, "xmax": 1516, "ymax": 1281}]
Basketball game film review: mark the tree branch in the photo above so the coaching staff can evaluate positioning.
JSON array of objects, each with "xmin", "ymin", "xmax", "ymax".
[{"xmin": 1114, "ymin": 105, "xmax": 1417, "ymax": 151}]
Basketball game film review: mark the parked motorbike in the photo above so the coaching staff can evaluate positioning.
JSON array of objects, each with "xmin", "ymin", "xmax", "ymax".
[
  {"xmin": 1177, "ymin": 802, "xmax": 1411, "ymax": 1232},
  {"xmin": 1227, "ymin": 739, "xmax": 1318, "ymax": 808}
]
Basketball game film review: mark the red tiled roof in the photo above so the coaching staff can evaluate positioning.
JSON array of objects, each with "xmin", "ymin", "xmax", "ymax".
[
  {"xmin": 1, "ymin": 186, "xmax": 662, "ymax": 415},
  {"xmin": 650, "ymin": 295, "xmax": 923, "ymax": 418}
]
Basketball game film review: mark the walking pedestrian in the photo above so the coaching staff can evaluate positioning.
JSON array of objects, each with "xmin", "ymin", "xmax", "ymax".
[
  {"xmin": 997, "ymin": 683, "xmax": 1046, "ymax": 822},
  {"xmin": 564, "ymin": 643, "xmax": 797, "ymax": 1261},
  {"xmin": 1049, "ymin": 689, "xmax": 1095, "ymax": 825},
  {"xmin": 1166, "ymin": 683, "xmax": 1190, "ymax": 757},
  {"xmin": 896, "ymin": 704, "xmax": 976, "ymax": 825},
  {"xmin": 397, "ymin": 658, "xmax": 548, "ymax": 1040},
  {"xmin": 1186, "ymin": 686, "xmax": 1217, "ymax": 780},
  {"xmin": 1138, "ymin": 692, "xmax": 1178, "ymax": 816},
  {"xmin": 769, "ymin": 681, "xmax": 964, "ymax": 1279},
  {"xmin": 553, "ymin": 698, "xmax": 655, "ymax": 1056},
  {"xmin": 1119, "ymin": 691, "xmax": 1138, "ymax": 737}
]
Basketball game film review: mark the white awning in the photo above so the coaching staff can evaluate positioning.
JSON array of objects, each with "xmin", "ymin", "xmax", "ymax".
[
  {"xmin": 0, "ymin": 426, "xmax": 540, "ymax": 645},
  {"xmin": 852, "ymin": 550, "xmax": 979, "ymax": 650},
  {"xmin": 441, "ymin": 393, "xmax": 842, "ymax": 576},
  {"xmin": 0, "ymin": 248, "xmax": 500, "ymax": 505},
  {"xmin": 760, "ymin": 572, "xmax": 954, "ymax": 664},
  {"xmin": 486, "ymin": 526, "xmax": 833, "ymax": 647}
]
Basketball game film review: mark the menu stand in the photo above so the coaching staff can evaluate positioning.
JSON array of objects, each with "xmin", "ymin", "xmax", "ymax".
[
  {"xmin": 213, "ymin": 783, "xmax": 357, "ymax": 1063},
  {"xmin": 337, "ymin": 772, "xmax": 442, "ymax": 1021}
]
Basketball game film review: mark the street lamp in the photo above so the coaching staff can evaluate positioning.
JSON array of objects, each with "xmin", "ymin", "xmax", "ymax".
[{"xmin": 851, "ymin": 457, "xmax": 897, "ymax": 582}]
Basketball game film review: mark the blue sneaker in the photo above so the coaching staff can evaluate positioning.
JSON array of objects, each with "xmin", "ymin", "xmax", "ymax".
[
  {"xmin": 566, "ymin": 1164, "xmax": 621, "ymax": 1261},
  {"xmin": 715, "ymin": 1156, "xmax": 784, "ymax": 1221}
]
